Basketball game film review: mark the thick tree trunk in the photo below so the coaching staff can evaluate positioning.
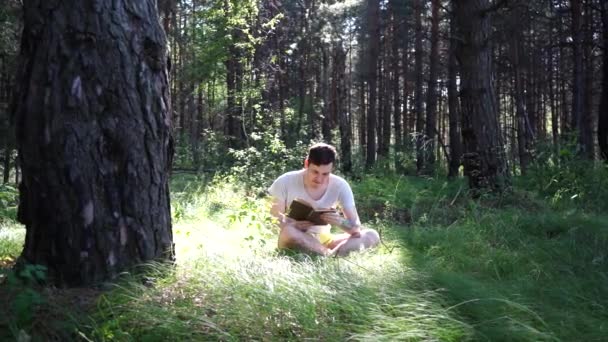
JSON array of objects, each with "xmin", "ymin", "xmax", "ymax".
[
  {"xmin": 600, "ymin": 0, "xmax": 608, "ymax": 161},
  {"xmin": 13, "ymin": 0, "xmax": 174, "ymax": 286},
  {"xmin": 454, "ymin": 0, "xmax": 510, "ymax": 192}
]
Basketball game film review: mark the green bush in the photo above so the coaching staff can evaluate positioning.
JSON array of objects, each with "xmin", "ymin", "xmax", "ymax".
[
  {"xmin": 524, "ymin": 140, "xmax": 608, "ymax": 212},
  {"xmin": 0, "ymin": 183, "xmax": 18, "ymax": 223}
]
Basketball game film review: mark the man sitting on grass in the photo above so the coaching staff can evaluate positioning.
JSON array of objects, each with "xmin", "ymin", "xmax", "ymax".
[{"xmin": 268, "ymin": 143, "xmax": 380, "ymax": 256}]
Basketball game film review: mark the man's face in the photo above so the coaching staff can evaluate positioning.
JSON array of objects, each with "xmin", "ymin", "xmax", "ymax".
[{"xmin": 305, "ymin": 162, "xmax": 333, "ymax": 188}]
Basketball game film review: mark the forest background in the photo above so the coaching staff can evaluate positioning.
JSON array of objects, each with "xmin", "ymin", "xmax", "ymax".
[{"xmin": 0, "ymin": 0, "xmax": 607, "ymax": 340}]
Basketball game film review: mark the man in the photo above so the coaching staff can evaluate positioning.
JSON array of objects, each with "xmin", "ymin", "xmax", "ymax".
[{"xmin": 268, "ymin": 143, "xmax": 380, "ymax": 256}]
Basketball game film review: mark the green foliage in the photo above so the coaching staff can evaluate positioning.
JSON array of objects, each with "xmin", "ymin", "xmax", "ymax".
[
  {"xmin": 228, "ymin": 131, "xmax": 306, "ymax": 191},
  {"xmin": 2, "ymin": 168, "xmax": 608, "ymax": 341},
  {"xmin": 0, "ymin": 183, "xmax": 18, "ymax": 223},
  {"xmin": 1, "ymin": 264, "xmax": 47, "ymax": 330},
  {"xmin": 524, "ymin": 139, "xmax": 608, "ymax": 212}
]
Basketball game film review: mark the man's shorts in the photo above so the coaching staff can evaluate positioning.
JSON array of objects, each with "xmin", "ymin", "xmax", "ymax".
[{"xmin": 308, "ymin": 231, "xmax": 333, "ymax": 246}]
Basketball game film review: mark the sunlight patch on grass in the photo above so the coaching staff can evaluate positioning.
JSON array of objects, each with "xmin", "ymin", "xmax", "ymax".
[
  {"xmin": 0, "ymin": 223, "xmax": 24, "ymax": 262},
  {"xmin": 89, "ymin": 205, "xmax": 472, "ymax": 341}
]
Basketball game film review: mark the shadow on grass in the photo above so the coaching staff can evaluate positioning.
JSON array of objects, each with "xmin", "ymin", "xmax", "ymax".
[{"xmin": 389, "ymin": 210, "xmax": 608, "ymax": 342}]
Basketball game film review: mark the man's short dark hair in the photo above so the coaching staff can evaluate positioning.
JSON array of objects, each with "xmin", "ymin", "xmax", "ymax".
[{"xmin": 307, "ymin": 143, "xmax": 337, "ymax": 166}]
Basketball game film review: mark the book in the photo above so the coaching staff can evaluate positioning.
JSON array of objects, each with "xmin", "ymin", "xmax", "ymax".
[{"xmin": 286, "ymin": 198, "xmax": 336, "ymax": 225}]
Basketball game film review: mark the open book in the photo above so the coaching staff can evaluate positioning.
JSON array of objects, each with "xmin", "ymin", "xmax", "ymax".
[{"xmin": 286, "ymin": 198, "xmax": 336, "ymax": 225}]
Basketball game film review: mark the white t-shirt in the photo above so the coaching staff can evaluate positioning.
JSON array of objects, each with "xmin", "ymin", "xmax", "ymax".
[{"xmin": 268, "ymin": 169, "xmax": 356, "ymax": 234}]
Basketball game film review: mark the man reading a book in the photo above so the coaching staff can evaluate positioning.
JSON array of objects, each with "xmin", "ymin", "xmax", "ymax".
[{"xmin": 268, "ymin": 143, "xmax": 380, "ymax": 256}]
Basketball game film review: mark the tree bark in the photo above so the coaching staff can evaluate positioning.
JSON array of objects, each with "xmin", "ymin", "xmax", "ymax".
[
  {"xmin": 510, "ymin": 31, "xmax": 532, "ymax": 175},
  {"xmin": 571, "ymin": 0, "xmax": 584, "ymax": 135},
  {"xmin": 454, "ymin": 0, "xmax": 510, "ymax": 192},
  {"xmin": 600, "ymin": 0, "xmax": 608, "ymax": 161},
  {"xmin": 390, "ymin": 0, "xmax": 402, "ymax": 152},
  {"xmin": 424, "ymin": 0, "xmax": 440, "ymax": 173},
  {"xmin": 334, "ymin": 45, "xmax": 352, "ymax": 173},
  {"xmin": 366, "ymin": 0, "xmax": 379, "ymax": 167},
  {"xmin": 13, "ymin": 0, "xmax": 174, "ymax": 286},
  {"xmin": 447, "ymin": 8, "xmax": 462, "ymax": 179},
  {"xmin": 414, "ymin": 0, "xmax": 425, "ymax": 173},
  {"xmin": 580, "ymin": 0, "xmax": 594, "ymax": 159}
]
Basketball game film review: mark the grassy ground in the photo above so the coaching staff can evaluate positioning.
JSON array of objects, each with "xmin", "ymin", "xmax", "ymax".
[{"xmin": 1, "ymin": 171, "xmax": 607, "ymax": 341}]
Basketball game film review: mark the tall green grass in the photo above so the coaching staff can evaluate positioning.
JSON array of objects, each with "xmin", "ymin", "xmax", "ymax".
[
  {"xmin": 1, "ymin": 169, "xmax": 607, "ymax": 341},
  {"xmin": 83, "ymin": 174, "xmax": 471, "ymax": 341}
]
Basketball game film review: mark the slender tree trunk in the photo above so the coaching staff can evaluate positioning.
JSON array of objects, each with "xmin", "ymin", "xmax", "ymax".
[
  {"xmin": 366, "ymin": 0, "xmax": 379, "ymax": 167},
  {"xmin": 454, "ymin": 0, "xmax": 510, "ymax": 192},
  {"xmin": 447, "ymin": 10, "xmax": 462, "ymax": 179},
  {"xmin": 424, "ymin": 0, "xmax": 440, "ymax": 173},
  {"xmin": 14, "ymin": 0, "xmax": 174, "ymax": 286},
  {"xmin": 511, "ymin": 33, "xmax": 531, "ymax": 175},
  {"xmin": 414, "ymin": 0, "xmax": 425, "ymax": 173},
  {"xmin": 381, "ymin": 40, "xmax": 392, "ymax": 159},
  {"xmin": 571, "ymin": 0, "xmax": 585, "ymax": 136},
  {"xmin": 581, "ymin": 0, "xmax": 595, "ymax": 158},
  {"xmin": 390, "ymin": 0, "xmax": 402, "ymax": 152},
  {"xmin": 322, "ymin": 47, "xmax": 332, "ymax": 144},
  {"xmin": 401, "ymin": 9, "xmax": 410, "ymax": 146},
  {"xmin": 599, "ymin": 0, "xmax": 608, "ymax": 161},
  {"xmin": 334, "ymin": 45, "xmax": 352, "ymax": 173}
]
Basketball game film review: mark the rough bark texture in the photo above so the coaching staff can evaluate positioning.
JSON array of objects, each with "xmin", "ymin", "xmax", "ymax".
[
  {"xmin": 600, "ymin": 0, "xmax": 608, "ymax": 161},
  {"xmin": 454, "ymin": 0, "xmax": 510, "ymax": 192},
  {"xmin": 13, "ymin": 0, "xmax": 174, "ymax": 286}
]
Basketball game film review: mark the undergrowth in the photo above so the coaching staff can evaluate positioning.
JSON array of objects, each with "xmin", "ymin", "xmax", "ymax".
[{"xmin": 0, "ymin": 158, "xmax": 606, "ymax": 341}]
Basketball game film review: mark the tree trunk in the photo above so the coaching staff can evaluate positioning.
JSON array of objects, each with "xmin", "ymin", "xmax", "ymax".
[
  {"xmin": 447, "ymin": 9, "xmax": 462, "ymax": 179},
  {"xmin": 390, "ymin": 0, "xmax": 402, "ymax": 152},
  {"xmin": 580, "ymin": 0, "xmax": 594, "ymax": 159},
  {"xmin": 571, "ymin": 0, "xmax": 585, "ymax": 135},
  {"xmin": 600, "ymin": 0, "xmax": 608, "ymax": 161},
  {"xmin": 13, "ymin": 0, "xmax": 174, "ymax": 286},
  {"xmin": 454, "ymin": 0, "xmax": 510, "ymax": 193},
  {"xmin": 401, "ymin": 9, "xmax": 411, "ymax": 146},
  {"xmin": 424, "ymin": 0, "xmax": 440, "ymax": 173},
  {"xmin": 322, "ymin": 47, "xmax": 332, "ymax": 144},
  {"xmin": 334, "ymin": 45, "xmax": 352, "ymax": 173},
  {"xmin": 511, "ymin": 33, "xmax": 531, "ymax": 175},
  {"xmin": 366, "ymin": 0, "xmax": 379, "ymax": 167},
  {"xmin": 414, "ymin": 0, "xmax": 425, "ymax": 173},
  {"xmin": 389, "ymin": 0, "xmax": 406, "ymax": 173},
  {"xmin": 381, "ymin": 42, "xmax": 392, "ymax": 159},
  {"xmin": 359, "ymin": 81, "xmax": 367, "ymax": 156}
]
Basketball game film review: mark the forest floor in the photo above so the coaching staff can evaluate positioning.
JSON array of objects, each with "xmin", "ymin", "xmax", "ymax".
[{"xmin": 1, "ymin": 171, "xmax": 608, "ymax": 341}]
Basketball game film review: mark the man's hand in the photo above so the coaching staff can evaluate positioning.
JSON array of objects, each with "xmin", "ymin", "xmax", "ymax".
[
  {"xmin": 280, "ymin": 214, "xmax": 314, "ymax": 232},
  {"xmin": 320, "ymin": 212, "xmax": 361, "ymax": 236},
  {"xmin": 318, "ymin": 211, "xmax": 341, "ymax": 226}
]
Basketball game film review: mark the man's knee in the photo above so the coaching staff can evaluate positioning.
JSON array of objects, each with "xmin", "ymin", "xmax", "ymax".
[
  {"xmin": 362, "ymin": 228, "xmax": 380, "ymax": 248},
  {"xmin": 278, "ymin": 224, "xmax": 298, "ymax": 249}
]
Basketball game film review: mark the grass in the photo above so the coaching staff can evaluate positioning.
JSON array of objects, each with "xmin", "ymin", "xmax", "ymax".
[{"xmin": 0, "ymin": 170, "xmax": 607, "ymax": 341}]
